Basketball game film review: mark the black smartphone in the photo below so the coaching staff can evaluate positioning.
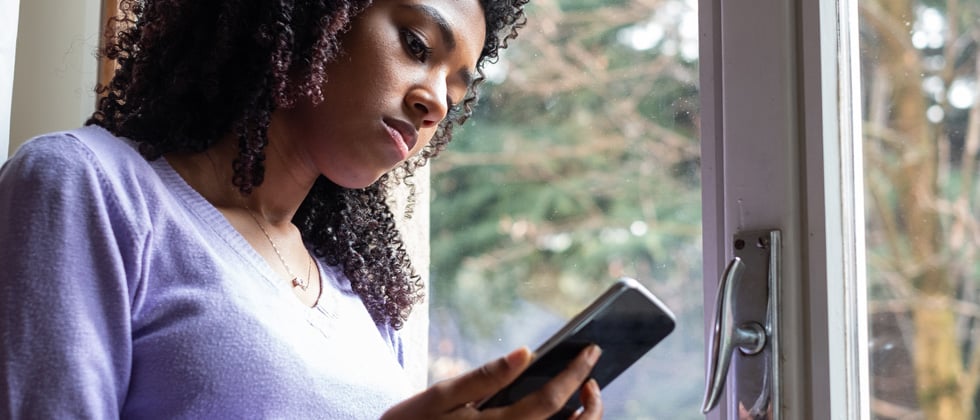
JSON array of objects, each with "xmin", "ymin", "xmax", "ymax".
[{"xmin": 476, "ymin": 277, "xmax": 676, "ymax": 418}]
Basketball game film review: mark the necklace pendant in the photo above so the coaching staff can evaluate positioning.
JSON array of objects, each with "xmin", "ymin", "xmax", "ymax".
[{"xmin": 291, "ymin": 277, "xmax": 308, "ymax": 291}]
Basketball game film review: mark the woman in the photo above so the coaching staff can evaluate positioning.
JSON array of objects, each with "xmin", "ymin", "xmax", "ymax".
[{"xmin": 0, "ymin": 0, "xmax": 603, "ymax": 418}]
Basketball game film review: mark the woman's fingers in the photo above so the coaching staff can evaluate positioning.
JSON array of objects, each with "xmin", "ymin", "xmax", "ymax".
[
  {"xmin": 506, "ymin": 344, "xmax": 602, "ymax": 418},
  {"xmin": 380, "ymin": 347, "xmax": 532, "ymax": 420},
  {"xmin": 569, "ymin": 379, "xmax": 603, "ymax": 420},
  {"xmin": 383, "ymin": 345, "xmax": 602, "ymax": 420},
  {"xmin": 428, "ymin": 346, "xmax": 534, "ymax": 409}
]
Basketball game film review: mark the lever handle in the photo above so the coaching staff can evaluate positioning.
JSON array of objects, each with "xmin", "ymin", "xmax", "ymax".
[{"xmin": 701, "ymin": 257, "xmax": 767, "ymax": 413}]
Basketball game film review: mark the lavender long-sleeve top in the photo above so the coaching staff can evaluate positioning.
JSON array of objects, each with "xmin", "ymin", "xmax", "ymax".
[{"xmin": 0, "ymin": 126, "xmax": 413, "ymax": 418}]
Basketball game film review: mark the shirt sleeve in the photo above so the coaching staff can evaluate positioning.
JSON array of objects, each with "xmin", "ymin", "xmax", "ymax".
[{"xmin": 0, "ymin": 133, "xmax": 141, "ymax": 418}]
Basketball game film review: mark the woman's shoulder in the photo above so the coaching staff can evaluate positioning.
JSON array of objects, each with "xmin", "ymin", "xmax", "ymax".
[
  {"xmin": 1, "ymin": 125, "xmax": 159, "ymax": 232},
  {"xmin": 5, "ymin": 125, "xmax": 144, "ymax": 185},
  {"xmin": 12, "ymin": 125, "xmax": 141, "ymax": 170}
]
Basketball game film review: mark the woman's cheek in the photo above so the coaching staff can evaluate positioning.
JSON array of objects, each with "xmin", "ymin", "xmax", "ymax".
[{"xmin": 415, "ymin": 128, "xmax": 438, "ymax": 153}]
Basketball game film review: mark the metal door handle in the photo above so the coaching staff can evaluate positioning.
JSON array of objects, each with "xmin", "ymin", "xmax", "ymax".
[
  {"xmin": 701, "ymin": 257, "xmax": 767, "ymax": 413},
  {"xmin": 701, "ymin": 230, "xmax": 781, "ymax": 418}
]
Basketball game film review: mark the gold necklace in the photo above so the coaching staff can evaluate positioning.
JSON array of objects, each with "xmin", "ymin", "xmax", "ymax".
[
  {"xmin": 244, "ymin": 205, "xmax": 311, "ymax": 291},
  {"xmin": 203, "ymin": 149, "xmax": 320, "ymax": 294}
]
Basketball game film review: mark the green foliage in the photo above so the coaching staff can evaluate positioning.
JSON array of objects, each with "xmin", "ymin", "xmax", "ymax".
[
  {"xmin": 428, "ymin": 1, "xmax": 705, "ymax": 416},
  {"xmin": 558, "ymin": 0, "xmax": 631, "ymax": 13}
]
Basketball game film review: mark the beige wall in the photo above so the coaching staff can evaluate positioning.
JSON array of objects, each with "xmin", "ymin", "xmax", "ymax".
[
  {"xmin": 8, "ymin": 0, "xmax": 101, "ymax": 158},
  {"xmin": 1, "ymin": 0, "xmax": 21, "ymax": 161}
]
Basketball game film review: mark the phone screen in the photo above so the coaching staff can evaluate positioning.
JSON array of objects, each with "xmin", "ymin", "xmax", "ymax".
[{"xmin": 477, "ymin": 278, "xmax": 676, "ymax": 418}]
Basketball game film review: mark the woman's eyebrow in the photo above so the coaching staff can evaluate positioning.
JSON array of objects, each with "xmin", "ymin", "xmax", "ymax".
[
  {"xmin": 399, "ymin": 3, "xmax": 477, "ymax": 88},
  {"xmin": 399, "ymin": 4, "xmax": 456, "ymax": 50}
]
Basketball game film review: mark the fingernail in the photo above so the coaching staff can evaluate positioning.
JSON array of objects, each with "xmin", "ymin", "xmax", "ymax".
[{"xmin": 587, "ymin": 344, "xmax": 602, "ymax": 364}]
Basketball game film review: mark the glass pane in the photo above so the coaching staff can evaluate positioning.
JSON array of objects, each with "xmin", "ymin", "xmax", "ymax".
[
  {"xmin": 859, "ymin": 0, "xmax": 980, "ymax": 418},
  {"xmin": 427, "ymin": 0, "xmax": 702, "ymax": 417}
]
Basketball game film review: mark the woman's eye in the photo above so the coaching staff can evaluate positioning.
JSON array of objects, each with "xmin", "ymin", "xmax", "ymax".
[{"xmin": 401, "ymin": 29, "xmax": 432, "ymax": 62}]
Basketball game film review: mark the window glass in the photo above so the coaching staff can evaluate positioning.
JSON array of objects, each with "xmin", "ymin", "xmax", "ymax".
[
  {"xmin": 858, "ymin": 0, "xmax": 980, "ymax": 418},
  {"xmin": 428, "ymin": 0, "xmax": 702, "ymax": 417}
]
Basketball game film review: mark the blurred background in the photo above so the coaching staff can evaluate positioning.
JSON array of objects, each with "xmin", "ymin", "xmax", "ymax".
[{"xmin": 425, "ymin": 0, "xmax": 704, "ymax": 418}]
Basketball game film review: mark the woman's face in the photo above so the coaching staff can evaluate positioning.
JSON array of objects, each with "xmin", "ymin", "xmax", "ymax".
[{"xmin": 277, "ymin": 0, "xmax": 486, "ymax": 189}]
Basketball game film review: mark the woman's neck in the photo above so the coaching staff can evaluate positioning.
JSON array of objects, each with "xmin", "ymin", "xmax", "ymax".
[{"xmin": 167, "ymin": 131, "xmax": 318, "ymax": 227}]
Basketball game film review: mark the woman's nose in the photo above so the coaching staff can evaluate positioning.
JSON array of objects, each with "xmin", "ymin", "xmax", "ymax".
[{"xmin": 407, "ymin": 78, "xmax": 449, "ymax": 128}]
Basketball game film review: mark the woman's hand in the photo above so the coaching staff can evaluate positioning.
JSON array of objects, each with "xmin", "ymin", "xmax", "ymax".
[{"xmin": 381, "ymin": 345, "xmax": 603, "ymax": 420}]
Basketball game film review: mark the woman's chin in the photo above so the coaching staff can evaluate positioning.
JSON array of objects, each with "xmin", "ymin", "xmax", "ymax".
[{"xmin": 324, "ymin": 171, "xmax": 386, "ymax": 190}]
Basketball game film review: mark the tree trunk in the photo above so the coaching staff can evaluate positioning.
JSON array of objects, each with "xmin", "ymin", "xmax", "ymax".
[{"xmin": 869, "ymin": 0, "xmax": 970, "ymax": 417}]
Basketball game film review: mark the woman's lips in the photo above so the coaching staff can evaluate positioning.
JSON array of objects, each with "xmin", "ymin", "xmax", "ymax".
[{"xmin": 383, "ymin": 118, "xmax": 419, "ymax": 159}]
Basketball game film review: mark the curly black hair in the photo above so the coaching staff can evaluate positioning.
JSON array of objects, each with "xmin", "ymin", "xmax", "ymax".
[{"xmin": 87, "ymin": 0, "xmax": 527, "ymax": 329}]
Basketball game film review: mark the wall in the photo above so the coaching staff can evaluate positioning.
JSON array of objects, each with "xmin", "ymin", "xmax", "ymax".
[
  {"xmin": 0, "ymin": 0, "xmax": 20, "ymax": 161},
  {"xmin": 8, "ymin": 0, "xmax": 101, "ymax": 158}
]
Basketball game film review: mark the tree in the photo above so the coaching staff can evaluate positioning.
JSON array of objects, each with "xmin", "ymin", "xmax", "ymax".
[
  {"xmin": 861, "ymin": 0, "xmax": 980, "ymax": 418},
  {"xmin": 428, "ymin": 0, "xmax": 704, "ymax": 417}
]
